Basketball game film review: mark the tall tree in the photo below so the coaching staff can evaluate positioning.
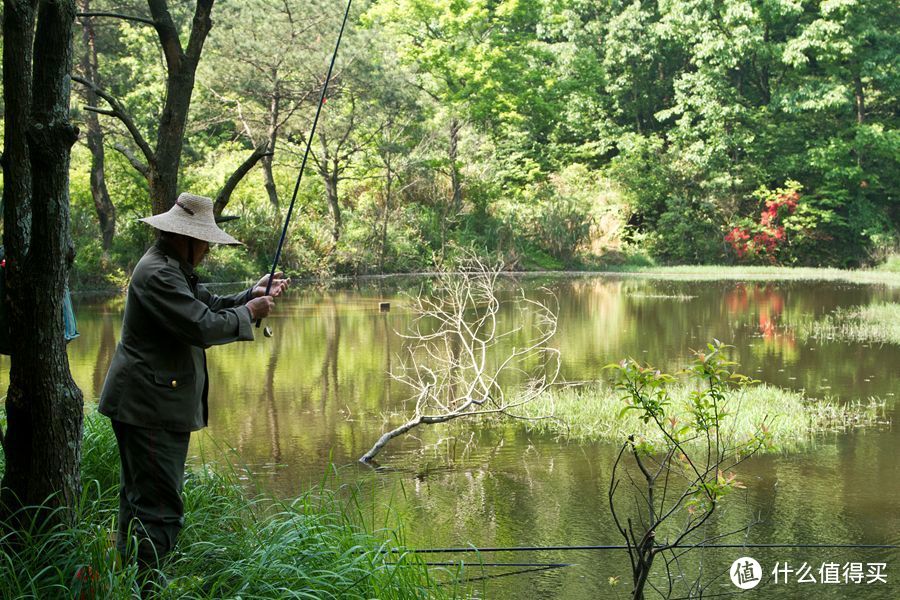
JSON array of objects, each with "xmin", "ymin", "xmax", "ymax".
[
  {"xmin": 1, "ymin": 0, "xmax": 85, "ymax": 521},
  {"xmin": 309, "ymin": 86, "xmax": 372, "ymax": 247},
  {"xmin": 201, "ymin": 0, "xmax": 328, "ymax": 209},
  {"xmin": 75, "ymin": 0, "xmax": 116, "ymax": 253},
  {"xmin": 367, "ymin": 0, "xmax": 555, "ymax": 210},
  {"xmin": 73, "ymin": 0, "xmax": 267, "ymax": 215}
]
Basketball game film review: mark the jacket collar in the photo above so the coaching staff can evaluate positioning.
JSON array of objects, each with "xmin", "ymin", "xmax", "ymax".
[{"xmin": 155, "ymin": 238, "xmax": 195, "ymax": 277}]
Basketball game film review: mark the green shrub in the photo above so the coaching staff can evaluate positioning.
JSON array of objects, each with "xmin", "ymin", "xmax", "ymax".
[
  {"xmin": 196, "ymin": 245, "xmax": 259, "ymax": 284},
  {"xmin": 649, "ymin": 197, "xmax": 724, "ymax": 264}
]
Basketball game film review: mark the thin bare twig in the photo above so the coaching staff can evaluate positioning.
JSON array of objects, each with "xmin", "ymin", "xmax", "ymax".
[{"xmin": 76, "ymin": 11, "xmax": 154, "ymax": 26}]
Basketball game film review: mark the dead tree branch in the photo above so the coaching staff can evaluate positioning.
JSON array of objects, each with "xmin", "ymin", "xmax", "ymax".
[{"xmin": 360, "ymin": 253, "xmax": 560, "ymax": 464}]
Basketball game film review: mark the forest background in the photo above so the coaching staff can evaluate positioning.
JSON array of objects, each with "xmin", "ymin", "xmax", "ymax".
[{"xmin": 4, "ymin": 0, "xmax": 898, "ymax": 290}]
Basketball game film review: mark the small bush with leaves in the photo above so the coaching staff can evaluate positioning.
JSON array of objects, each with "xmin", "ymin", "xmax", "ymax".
[{"xmin": 606, "ymin": 341, "xmax": 771, "ymax": 600}]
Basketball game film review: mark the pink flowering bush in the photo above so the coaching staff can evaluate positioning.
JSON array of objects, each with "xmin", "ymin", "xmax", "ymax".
[{"xmin": 725, "ymin": 181, "xmax": 802, "ymax": 264}]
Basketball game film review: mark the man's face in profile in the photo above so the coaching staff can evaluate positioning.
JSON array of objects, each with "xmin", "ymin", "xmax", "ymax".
[{"xmin": 191, "ymin": 238, "xmax": 210, "ymax": 266}]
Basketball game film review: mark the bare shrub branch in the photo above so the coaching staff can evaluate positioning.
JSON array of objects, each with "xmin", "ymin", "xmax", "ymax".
[{"xmin": 360, "ymin": 253, "xmax": 560, "ymax": 464}]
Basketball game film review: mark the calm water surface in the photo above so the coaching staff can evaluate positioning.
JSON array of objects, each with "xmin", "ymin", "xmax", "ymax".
[{"xmin": 14, "ymin": 274, "xmax": 900, "ymax": 598}]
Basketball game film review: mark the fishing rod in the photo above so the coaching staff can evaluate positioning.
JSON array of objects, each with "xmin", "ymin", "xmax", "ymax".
[{"xmin": 257, "ymin": 0, "xmax": 354, "ymax": 337}]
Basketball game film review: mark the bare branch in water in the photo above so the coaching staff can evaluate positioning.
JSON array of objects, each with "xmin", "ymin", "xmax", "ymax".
[{"xmin": 360, "ymin": 251, "xmax": 559, "ymax": 463}]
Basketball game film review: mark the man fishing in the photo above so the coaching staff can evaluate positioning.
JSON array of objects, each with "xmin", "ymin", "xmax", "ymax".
[{"xmin": 98, "ymin": 192, "xmax": 289, "ymax": 594}]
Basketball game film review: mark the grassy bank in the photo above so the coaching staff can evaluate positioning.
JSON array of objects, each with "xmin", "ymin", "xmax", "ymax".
[
  {"xmin": 791, "ymin": 302, "xmax": 900, "ymax": 346},
  {"xmin": 562, "ymin": 264, "xmax": 900, "ymax": 287},
  {"xmin": 876, "ymin": 254, "xmax": 900, "ymax": 273},
  {"xmin": 71, "ymin": 255, "xmax": 900, "ymax": 294},
  {"xmin": 520, "ymin": 381, "xmax": 889, "ymax": 451},
  {"xmin": 0, "ymin": 413, "xmax": 450, "ymax": 599}
]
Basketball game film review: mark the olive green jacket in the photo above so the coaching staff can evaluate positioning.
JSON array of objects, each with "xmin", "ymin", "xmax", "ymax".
[{"xmin": 99, "ymin": 240, "xmax": 255, "ymax": 431}]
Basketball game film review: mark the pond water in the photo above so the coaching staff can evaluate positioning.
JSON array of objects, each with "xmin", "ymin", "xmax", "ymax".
[{"xmin": 16, "ymin": 274, "xmax": 900, "ymax": 598}]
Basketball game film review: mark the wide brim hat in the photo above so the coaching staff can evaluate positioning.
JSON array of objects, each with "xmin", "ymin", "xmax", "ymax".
[{"xmin": 139, "ymin": 193, "xmax": 243, "ymax": 245}]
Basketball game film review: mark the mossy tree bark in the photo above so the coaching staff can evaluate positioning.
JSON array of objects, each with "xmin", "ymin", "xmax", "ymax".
[{"xmin": 1, "ymin": 0, "xmax": 85, "ymax": 524}]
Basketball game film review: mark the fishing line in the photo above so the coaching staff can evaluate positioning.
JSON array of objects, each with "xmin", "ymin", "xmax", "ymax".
[
  {"xmin": 383, "ymin": 542, "xmax": 898, "ymax": 554},
  {"xmin": 256, "ymin": 0, "xmax": 354, "ymax": 337},
  {"xmin": 435, "ymin": 564, "xmax": 571, "ymax": 586},
  {"xmin": 404, "ymin": 562, "xmax": 575, "ymax": 568}
]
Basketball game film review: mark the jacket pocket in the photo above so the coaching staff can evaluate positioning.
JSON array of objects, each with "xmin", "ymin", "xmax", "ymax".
[{"xmin": 151, "ymin": 370, "xmax": 195, "ymax": 390}]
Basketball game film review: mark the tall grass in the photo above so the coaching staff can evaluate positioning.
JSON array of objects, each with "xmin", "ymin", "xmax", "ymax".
[
  {"xmin": 791, "ymin": 302, "xmax": 900, "ymax": 345},
  {"xmin": 567, "ymin": 264, "xmax": 900, "ymax": 287},
  {"xmin": 0, "ymin": 413, "xmax": 451, "ymax": 599},
  {"xmin": 876, "ymin": 254, "xmax": 900, "ymax": 273},
  {"xmin": 520, "ymin": 381, "xmax": 889, "ymax": 451}
]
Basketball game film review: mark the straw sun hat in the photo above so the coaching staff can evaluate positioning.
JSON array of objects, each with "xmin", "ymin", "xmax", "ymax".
[{"xmin": 139, "ymin": 193, "xmax": 242, "ymax": 245}]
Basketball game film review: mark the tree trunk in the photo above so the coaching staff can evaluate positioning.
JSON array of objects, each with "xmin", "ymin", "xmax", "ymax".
[
  {"xmin": 262, "ymin": 155, "xmax": 279, "ymax": 209},
  {"xmin": 325, "ymin": 163, "xmax": 341, "ymax": 245},
  {"xmin": 78, "ymin": 0, "xmax": 116, "ymax": 253},
  {"xmin": 449, "ymin": 117, "xmax": 462, "ymax": 216},
  {"xmin": 854, "ymin": 73, "xmax": 865, "ymax": 126},
  {"xmin": 379, "ymin": 157, "xmax": 393, "ymax": 274},
  {"xmin": 263, "ymin": 83, "xmax": 281, "ymax": 209},
  {"xmin": 147, "ymin": 0, "xmax": 214, "ymax": 214},
  {"xmin": 631, "ymin": 540, "xmax": 655, "ymax": 600},
  {"xmin": 1, "ymin": 0, "xmax": 85, "ymax": 525},
  {"xmin": 152, "ymin": 66, "xmax": 199, "ymax": 214},
  {"xmin": 317, "ymin": 132, "xmax": 342, "ymax": 245}
]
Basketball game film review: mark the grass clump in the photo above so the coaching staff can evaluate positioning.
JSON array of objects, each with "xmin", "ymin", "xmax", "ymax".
[
  {"xmin": 792, "ymin": 302, "xmax": 900, "ymax": 345},
  {"xmin": 0, "ymin": 413, "xmax": 448, "ymax": 599},
  {"xmin": 520, "ymin": 381, "xmax": 889, "ymax": 452},
  {"xmin": 876, "ymin": 254, "xmax": 900, "ymax": 273}
]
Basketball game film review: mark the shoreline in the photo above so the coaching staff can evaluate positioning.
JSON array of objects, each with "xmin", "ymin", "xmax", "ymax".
[{"xmin": 71, "ymin": 264, "xmax": 900, "ymax": 295}]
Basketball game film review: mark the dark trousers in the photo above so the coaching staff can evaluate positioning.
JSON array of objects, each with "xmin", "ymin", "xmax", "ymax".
[{"xmin": 111, "ymin": 420, "xmax": 190, "ymax": 573}]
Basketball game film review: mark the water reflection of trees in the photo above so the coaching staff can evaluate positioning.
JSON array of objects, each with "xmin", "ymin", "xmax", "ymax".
[
  {"xmin": 236, "ymin": 331, "xmax": 282, "ymax": 463},
  {"xmin": 22, "ymin": 283, "xmax": 900, "ymax": 596},
  {"xmin": 92, "ymin": 315, "xmax": 116, "ymax": 400},
  {"xmin": 366, "ymin": 428, "xmax": 898, "ymax": 599},
  {"xmin": 319, "ymin": 298, "xmax": 340, "ymax": 411}
]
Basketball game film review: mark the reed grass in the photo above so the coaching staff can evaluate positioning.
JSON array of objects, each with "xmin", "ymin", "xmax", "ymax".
[
  {"xmin": 0, "ymin": 413, "xmax": 452, "ymax": 599},
  {"xmin": 547, "ymin": 265, "xmax": 900, "ymax": 287},
  {"xmin": 520, "ymin": 381, "xmax": 890, "ymax": 451},
  {"xmin": 792, "ymin": 302, "xmax": 900, "ymax": 345}
]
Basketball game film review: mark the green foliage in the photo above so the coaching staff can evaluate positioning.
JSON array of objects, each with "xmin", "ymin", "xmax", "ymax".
[
  {"xmin": 521, "ymin": 378, "xmax": 888, "ymax": 450},
  {"xmin": 0, "ymin": 413, "xmax": 449, "ymax": 599},
  {"xmin": 607, "ymin": 341, "xmax": 769, "ymax": 453},
  {"xmin": 649, "ymin": 197, "xmax": 725, "ymax": 264},
  {"xmin": 53, "ymin": 0, "xmax": 899, "ymax": 288},
  {"xmin": 602, "ymin": 342, "xmax": 773, "ymax": 595},
  {"xmin": 876, "ymin": 254, "xmax": 900, "ymax": 273},
  {"xmin": 518, "ymin": 183, "xmax": 592, "ymax": 263},
  {"xmin": 791, "ymin": 302, "xmax": 900, "ymax": 345}
]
